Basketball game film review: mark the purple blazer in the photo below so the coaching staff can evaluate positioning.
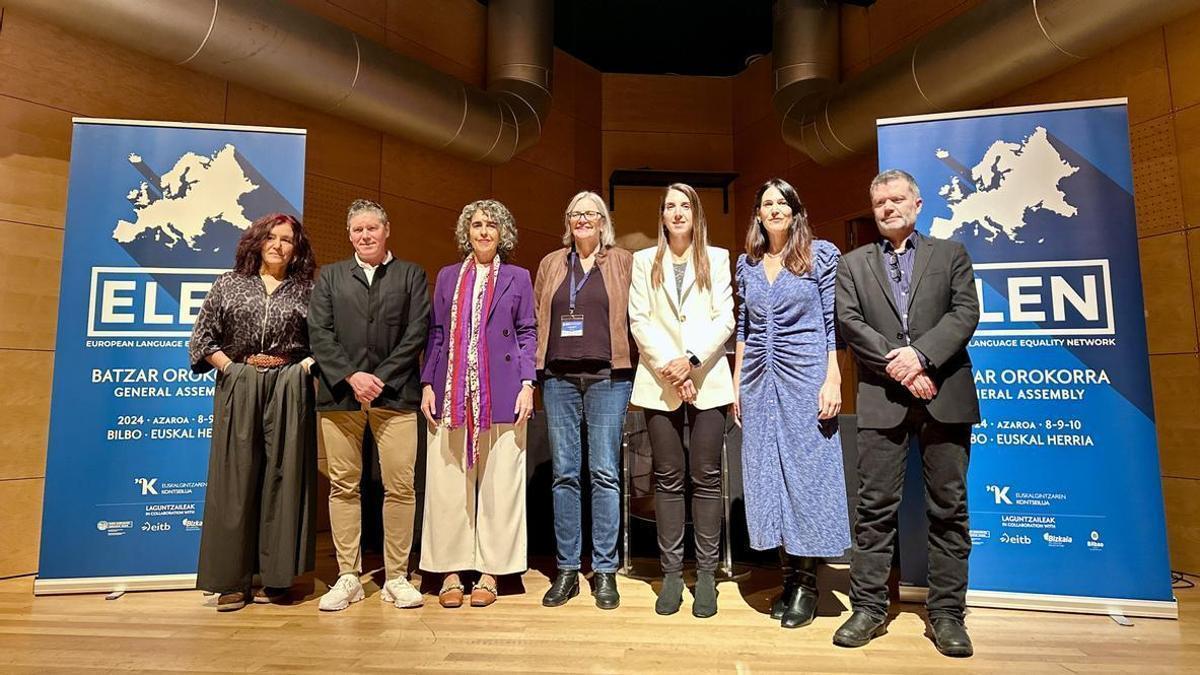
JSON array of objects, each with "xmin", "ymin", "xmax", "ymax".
[{"xmin": 421, "ymin": 261, "xmax": 538, "ymax": 424}]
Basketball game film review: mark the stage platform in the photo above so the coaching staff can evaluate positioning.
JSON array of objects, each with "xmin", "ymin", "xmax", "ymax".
[{"xmin": 0, "ymin": 545, "xmax": 1195, "ymax": 673}]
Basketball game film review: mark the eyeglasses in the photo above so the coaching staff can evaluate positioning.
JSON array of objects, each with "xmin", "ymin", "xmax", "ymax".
[
  {"xmin": 887, "ymin": 250, "xmax": 901, "ymax": 283},
  {"xmin": 568, "ymin": 210, "xmax": 602, "ymax": 220}
]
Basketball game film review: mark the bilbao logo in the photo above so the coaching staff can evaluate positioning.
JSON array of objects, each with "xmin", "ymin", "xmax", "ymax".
[{"xmin": 1088, "ymin": 530, "xmax": 1105, "ymax": 550}]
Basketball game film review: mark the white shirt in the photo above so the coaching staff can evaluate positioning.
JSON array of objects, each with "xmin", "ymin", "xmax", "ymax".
[{"xmin": 355, "ymin": 251, "xmax": 394, "ymax": 286}]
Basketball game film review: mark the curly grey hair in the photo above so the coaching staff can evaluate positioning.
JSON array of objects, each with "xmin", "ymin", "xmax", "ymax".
[
  {"xmin": 455, "ymin": 199, "xmax": 518, "ymax": 260},
  {"xmin": 870, "ymin": 169, "xmax": 921, "ymax": 200},
  {"xmin": 346, "ymin": 198, "xmax": 388, "ymax": 228}
]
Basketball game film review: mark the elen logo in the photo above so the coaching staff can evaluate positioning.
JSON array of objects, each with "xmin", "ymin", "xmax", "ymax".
[
  {"xmin": 973, "ymin": 260, "xmax": 1114, "ymax": 336},
  {"xmin": 87, "ymin": 267, "xmax": 225, "ymax": 337}
]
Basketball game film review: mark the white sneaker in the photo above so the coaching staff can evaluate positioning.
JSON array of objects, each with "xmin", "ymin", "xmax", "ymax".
[
  {"xmin": 319, "ymin": 573, "xmax": 364, "ymax": 611},
  {"xmin": 381, "ymin": 576, "xmax": 424, "ymax": 608}
]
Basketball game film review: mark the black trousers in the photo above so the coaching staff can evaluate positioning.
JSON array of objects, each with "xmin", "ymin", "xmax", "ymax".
[
  {"xmin": 850, "ymin": 406, "xmax": 971, "ymax": 621},
  {"xmin": 197, "ymin": 363, "xmax": 318, "ymax": 593},
  {"xmin": 645, "ymin": 403, "xmax": 727, "ymax": 574}
]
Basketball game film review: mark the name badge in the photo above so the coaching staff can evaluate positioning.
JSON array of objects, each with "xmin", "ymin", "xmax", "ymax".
[{"xmin": 560, "ymin": 314, "xmax": 584, "ymax": 337}]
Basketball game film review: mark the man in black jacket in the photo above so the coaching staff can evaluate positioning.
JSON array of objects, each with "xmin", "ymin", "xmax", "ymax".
[
  {"xmin": 834, "ymin": 170, "xmax": 980, "ymax": 657},
  {"xmin": 308, "ymin": 199, "xmax": 430, "ymax": 612}
]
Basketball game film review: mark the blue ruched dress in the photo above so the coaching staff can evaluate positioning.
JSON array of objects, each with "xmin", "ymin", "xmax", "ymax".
[{"xmin": 736, "ymin": 240, "xmax": 850, "ymax": 557}]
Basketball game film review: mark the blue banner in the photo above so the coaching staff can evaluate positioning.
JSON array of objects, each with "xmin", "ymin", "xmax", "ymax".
[
  {"xmin": 37, "ymin": 120, "xmax": 305, "ymax": 591},
  {"xmin": 877, "ymin": 100, "xmax": 1173, "ymax": 609}
]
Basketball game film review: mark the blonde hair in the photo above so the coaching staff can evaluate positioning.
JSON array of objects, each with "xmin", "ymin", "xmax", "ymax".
[
  {"xmin": 651, "ymin": 183, "xmax": 711, "ymax": 291},
  {"xmin": 561, "ymin": 191, "xmax": 616, "ymax": 249}
]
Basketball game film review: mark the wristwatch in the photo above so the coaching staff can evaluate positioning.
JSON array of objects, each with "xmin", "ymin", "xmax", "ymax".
[{"xmin": 686, "ymin": 351, "xmax": 701, "ymax": 367}]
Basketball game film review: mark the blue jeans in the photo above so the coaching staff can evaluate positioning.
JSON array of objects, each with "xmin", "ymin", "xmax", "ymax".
[{"xmin": 543, "ymin": 375, "xmax": 633, "ymax": 573}]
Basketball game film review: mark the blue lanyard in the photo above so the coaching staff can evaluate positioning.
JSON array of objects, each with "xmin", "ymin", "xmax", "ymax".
[{"xmin": 568, "ymin": 251, "xmax": 593, "ymax": 313}]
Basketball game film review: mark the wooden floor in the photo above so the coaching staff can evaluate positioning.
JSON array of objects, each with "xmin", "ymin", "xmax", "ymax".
[{"xmin": 1, "ymin": 553, "xmax": 1197, "ymax": 674}]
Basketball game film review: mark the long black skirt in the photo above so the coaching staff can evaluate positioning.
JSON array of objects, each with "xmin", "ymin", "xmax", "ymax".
[{"xmin": 196, "ymin": 362, "xmax": 317, "ymax": 593}]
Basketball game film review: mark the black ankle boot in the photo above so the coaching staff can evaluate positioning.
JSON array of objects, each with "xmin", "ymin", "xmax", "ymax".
[
  {"xmin": 655, "ymin": 571, "xmax": 684, "ymax": 615},
  {"xmin": 592, "ymin": 572, "xmax": 620, "ymax": 610},
  {"xmin": 542, "ymin": 570, "xmax": 579, "ymax": 607},
  {"xmin": 692, "ymin": 570, "xmax": 718, "ymax": 618},
  {"xmin": 771, "ymin": 551, "xmax": 800, "ymax": 620},
  {"xmin": 780, "ymin": 556, "xmax": 819, "ymax": 629}
]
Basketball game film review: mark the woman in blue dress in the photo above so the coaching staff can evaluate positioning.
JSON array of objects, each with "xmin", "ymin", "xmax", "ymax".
[{"xmin": 733, "ymin": 177, "xmax": 850, "ymax": 629}]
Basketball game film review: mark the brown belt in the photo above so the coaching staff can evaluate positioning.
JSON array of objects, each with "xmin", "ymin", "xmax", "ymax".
[{"xmin": 243, "ymin": 354, "xmax": 292, "ymax": 369}]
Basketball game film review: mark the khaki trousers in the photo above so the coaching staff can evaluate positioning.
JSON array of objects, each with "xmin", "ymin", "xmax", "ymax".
[
  {"xmin": 420, "ymin": 422, "xmax": 527, "ymax": 575},
  {"xmin": 319, "ymin": 408, "xmax": 418, "ymax": 580}
]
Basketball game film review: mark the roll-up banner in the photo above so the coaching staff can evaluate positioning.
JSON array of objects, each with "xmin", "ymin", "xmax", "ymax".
[
  {"xmin": 36, "ymin": 119, "xmax": 306, "ymax": 595},
  {"xmin": 877, "ymin": 99, "xmax": 1176, "ymax": 618}
]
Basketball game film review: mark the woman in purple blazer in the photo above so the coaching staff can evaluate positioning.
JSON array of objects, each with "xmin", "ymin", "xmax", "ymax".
[{"xmin": 419, "ymin": 198, "xmax": 537, "ymax": 608}]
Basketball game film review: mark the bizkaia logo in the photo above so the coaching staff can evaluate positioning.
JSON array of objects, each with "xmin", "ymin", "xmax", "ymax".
[
  {"xmin": 999, "ymin": 532, "xmax": 1031, "ymax": 545},
  {"xmin": 1043, "ymin": 532, "xmax": 1072, "ymax": 547},
  {"xmin": 134, "ymin": 477, "xmax": 158, "ymax": 495},
  {"xmin": 985, "ymin": 484, "xmax": 1012, "ymax": 505},
  {"xmin": 1088, "ymin": 530, "xmax": 1105, "ymax": 550},
  {"xmin": 973, "ymin": 260, "xmax": 1115, "ymax": 336},
  {"xmin": 87, "ymin": 267, "xmax": 222, "ymax": 337},
  {"xmin": 182, "ymin": 518, "xmax": 203, "ymax": 531}
]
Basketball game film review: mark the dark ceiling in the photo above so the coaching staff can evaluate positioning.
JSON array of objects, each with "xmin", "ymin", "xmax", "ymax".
[{"xmin": 550, "ymin": 0, "xmax": 874, "ymax": 77}]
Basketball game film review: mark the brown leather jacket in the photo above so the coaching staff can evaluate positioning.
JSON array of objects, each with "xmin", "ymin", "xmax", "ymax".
[{"xmin": 534, "ymin": 245, "xmax": 634, "ymax": 370}]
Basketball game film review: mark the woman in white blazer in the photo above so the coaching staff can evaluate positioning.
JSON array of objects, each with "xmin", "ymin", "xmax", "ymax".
[{"xmin": 628, "ymin": 182, "xmax": 735, "ymax": 618}]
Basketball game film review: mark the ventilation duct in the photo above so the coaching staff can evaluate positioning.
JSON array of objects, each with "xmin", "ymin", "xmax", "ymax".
[
  {"xmin": 776, "ymin": 0, "xmax": 1200, "ymax": 165},
  {"xmin": 6, "ymin": 0, "xmax": 553, "ymax": 165}
]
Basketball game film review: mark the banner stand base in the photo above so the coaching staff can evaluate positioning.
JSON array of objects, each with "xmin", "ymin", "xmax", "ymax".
[
  {"xmin": 898, "ymin": 585, "xmax": 1178, "ymax": 620},
  {"xmin": 34, "ymin": 573, "xmax": 197, "ymax": 596}
]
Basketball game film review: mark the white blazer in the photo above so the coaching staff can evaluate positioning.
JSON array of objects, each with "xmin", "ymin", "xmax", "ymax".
[{"xmin": 628, "ymin": 245, "xmax": 735, "ymax": 411}]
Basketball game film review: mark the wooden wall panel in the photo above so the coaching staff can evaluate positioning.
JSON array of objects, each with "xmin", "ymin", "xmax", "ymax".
[
  {"xmin": 607, "ymin": 188, "xmax": 736, "ymax": 253},
  {"xmin": 0, "ymin": 478, "xmax": 43, "ymax": 577},
  {"xmin": 1177, "ymin": 104, "xmax": 1200, "ymax": 228},
  {"xmin": 1150, "ymin": 354, "xmax": 1200, "ymax": 480},
  {"xmin": 574, "ymin": 120, "xmax": 603, "ymax": 193},
  {"xmin": 732, "ymin": 56, "xmax": 773, "ymax": 135},
  {"xmin": 0, "ymin": 12, "xmax": 225, "ymax": 123},
  {"xmin": 574, "ymin": 60, "xmax": 603, "ymax": 129},
  {"xmin": 1130, "ymin": 116, "xmax": 1187, "ymax": 237},
  {"xmin": 491, "ymin": 158, "xmax": 578, "ymax": 240},
  {"xmin": 515, "ymin": 106, "xmax": 575, "ymax": 179},
  {"xmin": 0, "ymin": 220, "xmax": 61, "ymax": 351},
  {"xmin": 0, "ymin": 95, "xmax": 71, "ymax": 229},
  {"xmin": 787, "ymin": 154, "xmax": 877, "ymax": 226},
  {"xmin": 0, "ymin": 350, "xmax": 51, "ymax": 481},
  {"xmin": 602, "ymin": 131, "xmax": 735, "ymax": 185},
  {"xmin": 1165, "ymin": 10, "xmax": 1200, "ymax": 111},
  {"xmin": 1139, "ymin": 231, "xmax": 1198, "ymax": 354},
  {"xmin": 225, "ymin": 84, "xmax": 383, "ymax": 192},
  {"xmin": 380, "ymin": 135, "xmax": 491, "ymax": 213},
  {"xmin": 552, "ymin": 50, "xmax": 578, "ymax": 127},
  {"xmin": 866, "ymin": 0, "xmax": 981, "ymax": 65},
  {"xmin": 383, "ymin": 29, "xmax": 479, "ymax": 86},
  {"xmin": 1164, "ymin": 476, "xmax": 1200, "ymax": 573},
  {"xmin": 733, "ymin": 115, "xmax": 792, "ymax": 193},
  {"xmin": 839, "ymin": 5, "xmax": 872, "ymax": 78},
  {"xmin": 602, "ymin": 74, "xmax": 732, "ymax": 134},
  {"xmin": 993, "ymin": 29, "xmax": 1172, "ymax": 127},
  {"xmin": 287, "ymin": 0, "xmax": 387, "ymax": 42},
  {"xmin": 303, "ymin": 174, "xmax": 378, "ymax": 267},
  {"xmin": 385, "ymin": 0, "xmax": 485, "ymax": 80},
  {"xmin": 1190, "ymin": 229, "xmax": 1200, "ymax": 348},
  {"xmin": 377, "ymin": 192, "xmax": 461, "ymax": 281}
]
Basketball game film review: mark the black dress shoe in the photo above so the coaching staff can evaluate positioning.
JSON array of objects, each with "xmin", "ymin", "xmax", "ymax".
[
  {"xmin": 931, "ymin": 618, "xmax": 973, "ymax": 657},
  {"xmin": 832, "ymin": 611, "xmax": 885, "ymax": 648},
  {"xmin": 780, "ymin": 556, "xmax": 819, "ymax": 628},
  {"xmin": 542, "ymin": 570, "xmax": 579, "ymax": 607},
  {"xmin": 592, "ymin": 572, "xmax": 620, "ymax": 610}
]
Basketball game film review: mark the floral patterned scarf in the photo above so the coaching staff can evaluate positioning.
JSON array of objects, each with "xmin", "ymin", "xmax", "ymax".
[{"xmin": 441, "ymin": 256, "xmax": 500, "ymax": 468}]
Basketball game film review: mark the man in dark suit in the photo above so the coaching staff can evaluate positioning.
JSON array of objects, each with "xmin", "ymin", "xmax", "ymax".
[
  {"xmin": 834, "ymin": 170, "xmax": 980, "ymax": 657},
  {"xmin": 308, "ymin": 199, "xmax": 430, "ymax": 612}
]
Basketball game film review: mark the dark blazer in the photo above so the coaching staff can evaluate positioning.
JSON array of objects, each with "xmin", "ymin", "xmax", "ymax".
[
  {"xmin": 421, "ymin": 262, "xmax": 537, "ymax": 425},
  {"xmin": 835, "ymin": 235, "xmax": 980, "ymax": 428},
  {"xmin": 308, "ymin": 255, "xmax": 430, "ymax": 412}
]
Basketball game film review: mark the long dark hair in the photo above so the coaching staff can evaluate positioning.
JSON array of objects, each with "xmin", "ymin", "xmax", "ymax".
[
  {"xmin": 651, "ymin": 182, "xmax": 712, "ymax": 291},
  {"xmin": 744, "ymin": 178, "xmax": 813, "ymax": 276},
  {"xmin": 233, "ymin": 213, "xmax": 315, "ymax": 281}
]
